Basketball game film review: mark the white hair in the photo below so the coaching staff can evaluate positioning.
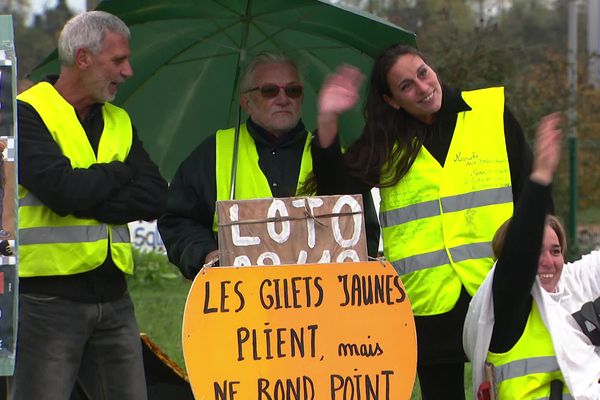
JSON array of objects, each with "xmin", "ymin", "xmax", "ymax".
[
  {"xmin": 58, "ymin": 10, "xmax": 130, "ymax": 66},
  {"xmin": 240, "ymin": 52, "xmax": 301, "ymax": 93}
]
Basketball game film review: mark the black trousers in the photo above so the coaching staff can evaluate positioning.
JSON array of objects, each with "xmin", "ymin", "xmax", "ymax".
[
  {"xmin": 417, "ymin": 362, "xmax": 466, "ymax": 400},
  {"xmin": 414, "ymin": 287, "xmax": 471, "ymax": 400}
]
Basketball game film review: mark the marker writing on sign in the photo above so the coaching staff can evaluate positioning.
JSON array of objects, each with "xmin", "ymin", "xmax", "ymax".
[
  {"xmin": 203, "ymin": 280, "xmax": 245, "ymax": 313},
  {"xmin": 259, "ymin": 276, "xmax": 324, "ymax": 309},
  {"xmin": 330, "ymin": 370, "xmax": 394, "ymax": 400},
  {"xmin": 337, "ymin": 274, "xmax": 406, "ymax": 307},
  {"xmin": 236, "ymin": 322, "xmax": 318, "ymax": 361},
  {"xmin": 227, "ymin": 195, "xmax": 364, "ymax": 266}
]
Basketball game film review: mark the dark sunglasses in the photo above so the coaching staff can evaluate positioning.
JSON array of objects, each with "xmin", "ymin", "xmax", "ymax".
[{"xmin": 245, "ymin": 83, "xmax": 304, "ymax": 99}]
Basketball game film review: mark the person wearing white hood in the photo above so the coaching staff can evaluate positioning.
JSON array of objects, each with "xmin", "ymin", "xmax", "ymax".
[{"xmin": 463, "ymin": 113, "xmax": 600, "ymax": 399}]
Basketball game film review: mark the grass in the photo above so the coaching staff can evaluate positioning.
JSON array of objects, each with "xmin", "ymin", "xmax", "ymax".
[
  {"xmin": 127, "ymin": 250, "xmax": 191, "ymax": 368},
  {"xmin": 128, "ymin": 250, "xmax": 474, "ymax": 399}
]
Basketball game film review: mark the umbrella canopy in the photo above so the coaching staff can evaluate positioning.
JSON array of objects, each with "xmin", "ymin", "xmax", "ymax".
[{"xmin": 30, "ymin": 0, "xmax": 416, "ymax": 179}]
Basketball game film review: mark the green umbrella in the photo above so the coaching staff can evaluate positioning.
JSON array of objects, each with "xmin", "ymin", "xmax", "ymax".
[{"xmin": 30, "ymin": 0, "xmax": 416, "ymax": 180}]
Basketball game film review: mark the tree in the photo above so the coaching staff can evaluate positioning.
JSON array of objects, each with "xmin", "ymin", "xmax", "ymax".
[{"xmin": 2, "ymin": 0, "xmax": 73, "ymax": 79}]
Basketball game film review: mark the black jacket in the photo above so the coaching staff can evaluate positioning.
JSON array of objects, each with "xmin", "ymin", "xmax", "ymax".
[{"xmin": 159, "ymin": 118, "xmax": 381, "ymax": 279}]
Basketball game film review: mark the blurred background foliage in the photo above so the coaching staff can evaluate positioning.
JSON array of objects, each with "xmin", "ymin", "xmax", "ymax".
[{"xmin": 127, "ymin": 249, "xmax": 190, "ymax": 368}]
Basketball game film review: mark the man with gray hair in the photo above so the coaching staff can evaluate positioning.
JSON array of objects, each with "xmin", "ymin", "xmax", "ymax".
[
  {"xmin": 15, "ymin": 11, "xmax": 167, "ymax": 399},
  {"xmin": 159, "ymin": 53, "xmax": 379, "ymax": 279}
]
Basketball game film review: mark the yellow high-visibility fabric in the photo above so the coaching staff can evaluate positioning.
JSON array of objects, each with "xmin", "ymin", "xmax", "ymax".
[
  {"xmin": 18, "ymin": 82, "xmax": 134, "ymax": 277},
  {"xmin": 212, "ymin": 124, "xmax": 313, "ymax": 232},
  {"xmin": 487, "ymin": 302, "xmax": 569, "ymax": 399},
  {"xmin": 379, "ymin": 87, "xmax": 513, "ymax": 315}
]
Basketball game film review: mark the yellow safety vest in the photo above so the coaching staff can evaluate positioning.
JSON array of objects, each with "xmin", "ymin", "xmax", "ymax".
[
  {"xmin": 380, "ymin": 88, "xmax": 513, "ymax": 315},
  {"xmin": 487, "ymin": 302, "xmax": 571, "ymax": 399},
  {"xmin": 17, "ymin": 82, "xmax": 134, "ymax": 277},
  {"xmin": 212, "ymin": 124, "xmax": 313, "ymax": 232}
]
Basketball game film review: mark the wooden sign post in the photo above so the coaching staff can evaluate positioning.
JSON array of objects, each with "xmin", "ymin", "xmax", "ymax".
[
  {"xmin": 182, "ymin": 261, "xmax": 417, "ymax": 400},
  {"xmin": 217, "ymin": 195, "xmax": 368, "ymax": 267}
]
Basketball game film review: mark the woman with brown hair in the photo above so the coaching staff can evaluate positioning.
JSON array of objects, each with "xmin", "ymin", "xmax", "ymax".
[
  {"xmin": 464, "ymin": 114, "xmax": 600, "ymax": 399},
  {"xmin": 313, "ymin": 43, "xmax": 534, "ymax": 398}
]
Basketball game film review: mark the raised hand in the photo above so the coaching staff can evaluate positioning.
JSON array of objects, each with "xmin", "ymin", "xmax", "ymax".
[
  {"xmin": 319, "ymin": 64, "xmax": 363, "ymax": 115},
  {"xmin": 317, "ymin": 65, "xmax": 364, "ymax": 147},
  {"xmin": 531, "ymin": 113, "xmax": 562, "ymax": 185}
]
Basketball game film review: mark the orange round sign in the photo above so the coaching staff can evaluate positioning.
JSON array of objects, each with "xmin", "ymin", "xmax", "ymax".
[{"xmin": 182, "ymin": 261, "xmax": 417, "ymax": 400}]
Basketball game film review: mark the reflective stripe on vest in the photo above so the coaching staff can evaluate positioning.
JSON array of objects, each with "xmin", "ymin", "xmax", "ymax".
[
  {"xmin": 19, "ymin": 225, "xmax": 129, "ymax": 245},
  {"xmin": 391, "ymin": 241, "xmax": 494, "ymax": 275},
  {"xmin": 495, "ymin": 356, "xmax": 559, "ymax": 385},
  {"xmin": 487, "ymin": 302, "xmax": 570, "ymax": 399},
  {"xmin": 380, "ymin": 187, "xmax": 513, "ymax": 227},
  {"xmin": 379, "ymin": 87, "xmax": 513, "ymax": 316},
  {"xmin": 20, "ymin": 225, "xmax": 107, "ymax": 245},
  {"xmin": 212, "ymin": 124, "xmax": 313, "ymax": 232},
  {"xmin": 19, "ymin": 192, "xmax": 44, "ymax": 207},
  {"xmin": 17, "ymin": 82, "xmax": 134, "ymax": 277}
]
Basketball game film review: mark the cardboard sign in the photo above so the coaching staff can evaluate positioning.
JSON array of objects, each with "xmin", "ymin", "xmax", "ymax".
[
  {"xmin": 217, "ymin": 195, "xmax": 367, "ymax": 267},
  {"xmin": 182, "ymin": 261, "xmax": 417, "ymax": 400}
]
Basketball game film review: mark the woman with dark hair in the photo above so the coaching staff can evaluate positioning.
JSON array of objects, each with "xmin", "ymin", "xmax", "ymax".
[
  {"xmin": 464, "ymin": 114, "xmax": 600, "ymax": 399},
  {"xmin": 313, "ymin": 44, "xmax": 534, "ymax": 398}
]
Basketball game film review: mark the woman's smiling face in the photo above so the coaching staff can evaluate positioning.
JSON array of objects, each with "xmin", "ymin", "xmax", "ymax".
[
  {"xmin": 537, "ymin": 225, "xmax": 564, "ymax": 292},
  {"xmin": 383, "ymin": 54, "xmax": 442, "ymax": 124}
]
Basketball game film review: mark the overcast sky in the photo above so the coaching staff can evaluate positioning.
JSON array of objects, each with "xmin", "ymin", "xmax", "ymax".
[{"xmin": 30, "ymin": 0, "xmax": 86, "ymax": 15}]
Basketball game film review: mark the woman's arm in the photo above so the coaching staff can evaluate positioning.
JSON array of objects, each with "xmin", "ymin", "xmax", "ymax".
[
  {"xmin": 311, "ymin": 65, "xmax": 372, "ymax": 195},
  {"xmin": 490, "ymin": 114, "xmax": 562, "ymax": 353},
  {"xmin": 316, "ymin": 65, "xmax": 363, "ymax": 148}
]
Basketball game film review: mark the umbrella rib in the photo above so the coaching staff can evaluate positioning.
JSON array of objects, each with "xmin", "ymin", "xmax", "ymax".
[
  {"xmin": 165, "ymin": 44, "xmax": 352, "ymax": 67},
  {"xmin": 138, "ymin": 22, "xmax": 244, "ymax": 66},
  {"xmin": 211, "ymin": 0, "xmax": 327, "ymax": 20},
  {"xmin": 227, "ymin": 0, "xmax": 254, "ymax": 200},
  {"xmin": 122, "ymin": 16, "xmax": 252, "ymax": 102},
  {"xmin": 130, "ymin": 0, "xmax": 401, "ymax": 70},
  {"xmin": 240, "ymin": 7, "xmax": 326, "ymax": 54}
]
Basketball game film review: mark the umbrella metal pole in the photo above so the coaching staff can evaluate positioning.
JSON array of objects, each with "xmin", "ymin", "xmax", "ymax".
[
  {"xmin": 229, "ymin": 0, "xmax": 251, "ymax": 201},
  {"xmin": 229, "ymin": 103, "xmax": 243, "ymax": 200}
]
